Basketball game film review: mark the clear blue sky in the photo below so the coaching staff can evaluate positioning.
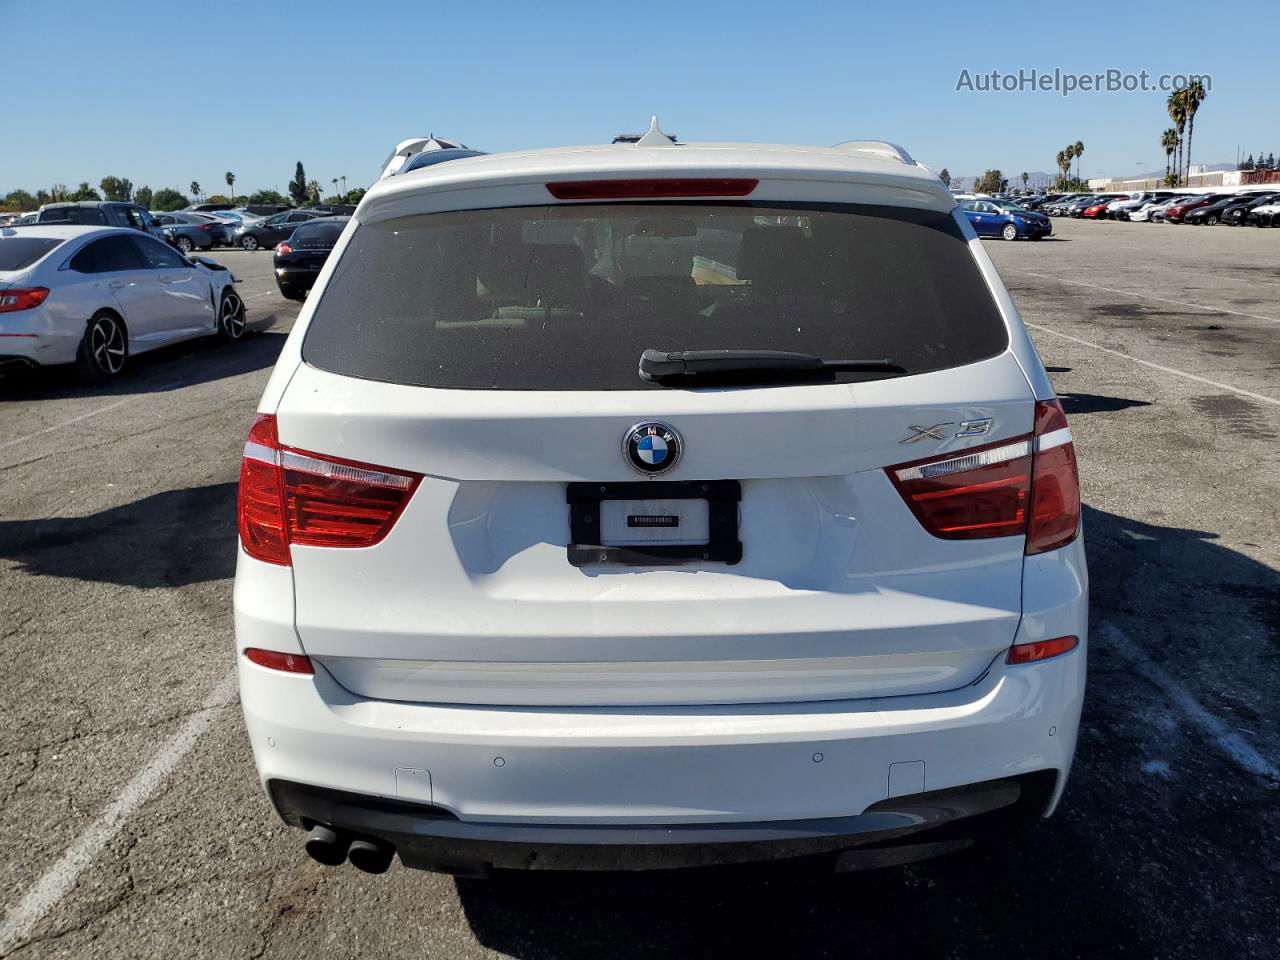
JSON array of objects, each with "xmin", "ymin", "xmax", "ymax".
[{"xmin": 3, "ymin": 0, "xmax": 1277, "ymax": 196}]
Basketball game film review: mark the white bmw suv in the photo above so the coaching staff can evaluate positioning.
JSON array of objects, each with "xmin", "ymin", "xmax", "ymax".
[{"xmin": 235, "ymin": 125, "xmax": 1087, "ymax": 877}]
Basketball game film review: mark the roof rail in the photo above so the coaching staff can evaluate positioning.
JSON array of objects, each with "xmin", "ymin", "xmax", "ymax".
[
  {"xmin": 379, "ymin": 135, "xmax": 469, "ymax": 179},
  {"xmin": 830, "ymin": 141, "xmax": 917, "ymax": 165}
]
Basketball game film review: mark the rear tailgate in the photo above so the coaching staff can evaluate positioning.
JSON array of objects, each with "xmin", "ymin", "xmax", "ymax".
[
  {"xmin": 272, "ymin": 194, "xmax": 1036, "ymax": 707},
  {"xmin": 277, "ymin": 360, "xmax": 1034, "ymax": 707}
]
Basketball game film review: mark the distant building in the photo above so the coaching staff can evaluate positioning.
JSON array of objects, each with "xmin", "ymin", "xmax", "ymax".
[{"xmin": 1090, "ymin": 168, "xmax": 1280, "ymax": 191}]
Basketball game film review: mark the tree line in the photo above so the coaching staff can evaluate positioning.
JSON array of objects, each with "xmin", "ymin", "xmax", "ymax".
[
  {"xmin": 1239, "ymin": 153, "xmax": 1277, "ymax": 172},
  {"xmin": 2, "ymin": 161, "xmax": 365, "ymax": 213}
]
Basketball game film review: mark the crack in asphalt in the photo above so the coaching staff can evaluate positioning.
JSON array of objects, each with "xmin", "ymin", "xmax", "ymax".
[
  {"xmin": 0, "ymin": 404, "xmax": 244, "ymax": 475},
  {"xmin": 0, "ymin": 704, "xmax": 227, "ymax": 765}
]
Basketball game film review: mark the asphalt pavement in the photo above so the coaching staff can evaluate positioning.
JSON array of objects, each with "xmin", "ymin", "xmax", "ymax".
[{"xmin": 1, "ymin": 221, "xmax": 1278, "ymax": 958}]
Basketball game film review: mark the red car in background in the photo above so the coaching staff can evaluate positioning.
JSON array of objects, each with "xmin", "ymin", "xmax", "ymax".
[
  {"xmin": 1082, "ymin": 200, "xmax": 1112, "ymax": 219},
  {"xmin": 1164, "ymin": 194, "xmax": 1225, "ymax": 223}
]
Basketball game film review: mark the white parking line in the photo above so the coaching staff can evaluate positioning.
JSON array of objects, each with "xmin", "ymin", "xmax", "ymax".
[
  {"xmin": 1025, "ymin": 323, "xmax": 1280, "ymax": 408},
  {"xmin": 1102, "ymin": 624, "xmax": 1279, "ymax": 784},
  {"xmin": 0, "ymin": 396, "xmax": 147, "ymax": 452},
  {"xmin": 1015, "ymin": 271, "xmax": 1280, "ymax": 325},
  {"xmin": 0, "ymin": 670, "xmax": 238, "ymax": 956}
]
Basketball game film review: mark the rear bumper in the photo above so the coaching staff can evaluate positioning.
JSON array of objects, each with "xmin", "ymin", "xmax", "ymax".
[
  {"xmin": 267, "ymin": 773, "xmax": 1051, "ymax": 872},
  {"xmin": 274, "ymin": 265, "xmax": 322, "ymax": 289},
  {"xmin": 240, "ymin": 644, "xmax": 1085, "ymax": 859},
  {"xmin": 0, "ymin": 323, "xmax": 80, "ymax": 367}
]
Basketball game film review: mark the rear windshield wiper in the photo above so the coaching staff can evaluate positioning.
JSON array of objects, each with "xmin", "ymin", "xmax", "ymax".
[{"xmin": 639, "ymin": 348, "xmax": 904, "ymax": 385}]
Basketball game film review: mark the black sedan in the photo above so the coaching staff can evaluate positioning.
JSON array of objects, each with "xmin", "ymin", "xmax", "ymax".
[
  {"xmin": 233, "ymin": 209, "xmax": 328, "ymax": 251},
  {"xmin": 1183, "ymin": 194, "xmax": 1251, "ymax": 226},
  {"xmin": 273, "ymin": 216, "xmax": 350, "ymax": 300},
  {"xmin": 1222, "ymin": 193, "xmax": 1280, "ymax": 225}
]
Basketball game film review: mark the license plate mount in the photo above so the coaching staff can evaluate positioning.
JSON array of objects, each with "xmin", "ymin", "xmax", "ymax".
[{"xmin": 566, "ymin": 480, "xmax": 742, "ymax": 567}]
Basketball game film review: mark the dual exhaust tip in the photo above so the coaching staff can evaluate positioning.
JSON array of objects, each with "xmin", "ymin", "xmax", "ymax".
[{"xmin": 305, "ymin": 824, "xmax": 395, "ymax": 874}]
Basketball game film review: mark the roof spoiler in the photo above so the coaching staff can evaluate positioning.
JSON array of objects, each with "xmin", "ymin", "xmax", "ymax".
[
  {"xmin": 379, "ymin": 135, "xmax": 469, "ymax": 179},
  {"xmin": 830, "ymin": 141, "xmax": 917, "ymax": 165}
]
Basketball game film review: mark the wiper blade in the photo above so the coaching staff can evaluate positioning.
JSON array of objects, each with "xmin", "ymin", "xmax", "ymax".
[{"xmin": 639, "ymin": 348, "xmax": 903, "ymax": 384}]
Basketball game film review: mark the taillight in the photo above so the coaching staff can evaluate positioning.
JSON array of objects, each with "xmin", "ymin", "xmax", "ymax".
[
  {"xmin": 1025, "ymin": 399, "xmax": 1080, "ymax": 554},
  {"xmin": 886, "ymin": 398, "xmax": 1080, "ymax": 554},
  {"xmin": 244, "ymin": 648, "xmax": 314, "ymax": 674},
  {"xmin": 276, "ymin": 241, "xmax": 292, "ymax": 254},
  {"xmin": 1007, "ymin": 635, "xmax": 1078, "ymax": 664},
  {"xmin": 545, "ymin": 178, "xmax": 758, "ymax": 200},
  {"xmin": 197, "ymin": 223, "xmax": 214, "ymax": 233},
  {"xmin": 888, "ymin": 437, "xmax": 1032, "ymax": 539},
  {"xmin": 237, "ymin": 413, "xmax": 421, "ymax": 566},
  {"xmin": 0, "ymin": 287, "xmax": 50, "ymax": 313}
]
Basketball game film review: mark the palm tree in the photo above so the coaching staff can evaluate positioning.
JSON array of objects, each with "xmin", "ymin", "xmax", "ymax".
[
  {"xmin": 1055, "ymin": 150, "xmax": 1067, "ymax": 189},
  {"xmin": 331, "ymin": 178, "xmax": 339, "ymax": 199},
  {"xmin": 1020, "ymin": 171, "xmax": 1028, "ymax": 191},
  {"xmin": 340, "ymin": 176, "xmax": 347, "ymax": 195},
  {"xmin": 190, "ymin": 181, "xmax": 201, "ymax": 201},
  {"xmin": 1073, "ymin": 141, "xmax": 1084, "ymax": 185},
  {"xmin": 1181, "ymin": 80, "xmax": 1207, "ymax": 184},
  {"xmin": 224, "ymin": 171, "xmax": 236, "ymax": 204},
  {"xmin": 1161, "ymin": 128, "xmax": 1178, "ymax": 182},
  {"xmin": 1167, "ymin": 90, "xmax": 1186, "ymax": 186}
]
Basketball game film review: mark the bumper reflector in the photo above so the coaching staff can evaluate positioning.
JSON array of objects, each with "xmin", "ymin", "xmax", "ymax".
[
  {"xmin": 244, "ymin": 648, "xmax": 315, "ymax": 674},
  {"xmin": 1006, "ymin": 635, "xmax": 1079, "ymax": 665}
]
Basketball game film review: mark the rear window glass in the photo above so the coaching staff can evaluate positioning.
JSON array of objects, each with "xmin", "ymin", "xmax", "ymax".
[
  {"xmin": 292, "ymin": 220, "xmax": 347, "ymax": 243},
  {"xmin": 303, "ymin": 202, "xmax": 1007, "ymax": 391},
  {"xmin": 0, "ymin": 237, "xmax": 65, "ymax": 271},
  {"xmin": 39, "ymin": 207, "xmax": 108, "ymax": 225}
]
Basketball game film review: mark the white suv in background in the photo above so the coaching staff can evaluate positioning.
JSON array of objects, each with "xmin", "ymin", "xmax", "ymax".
[{"xmin": 235, "ymin": 123, "xmax": 1087, "ymax": 877}]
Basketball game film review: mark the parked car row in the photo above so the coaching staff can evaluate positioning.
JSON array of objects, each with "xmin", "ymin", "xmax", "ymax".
[{"xmin": 1017, "ymin": 190, "xmax": 1280, "ymax": 226}]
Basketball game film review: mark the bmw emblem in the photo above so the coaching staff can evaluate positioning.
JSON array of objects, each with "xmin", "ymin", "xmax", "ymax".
[{"xmin": 623, "ymin": 421, "xmax": 682, "ymax": 476}]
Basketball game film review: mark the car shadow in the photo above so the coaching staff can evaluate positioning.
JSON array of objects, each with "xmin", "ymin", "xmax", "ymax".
[
  {"xmin": 454, "ymin": 502, "xmax": 1280, "ymax": 958},
  {"xmin": 0, "ymin": 482, "xmax": 237, "ymax": 588},
  {"xmin": 1059, "ymin": 392, "xmax": 1152, "ymax": 415},
  {"xmin": 0, "ymin": 325, "xmax": 286, "ymax": 402}
]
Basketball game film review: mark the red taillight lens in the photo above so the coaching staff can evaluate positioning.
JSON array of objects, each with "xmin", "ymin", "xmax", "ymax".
[
  {"xmin": 238, "ymin": 414, "xmax": 290, "ymax": 565},
  {"xmin": 281, "ymin": 450, "xmax": 420, "ymax": 547},
  {"xmin": 886, "ymin": 398, "xmax": 1080, "ymax": 553},
  {"xmin": 276, "ymin": 241, "xmax": 292, "ymax": 254},
  {"xmin": 236, "ymin": 413, "xmax": 421, "ymax": 566},
  {"xmin": 244, "ymin": 648, "xmax": 314, "ymax": 674},
  {"xmin": 0, "ymin": 287, "xmax": 50, "ymax": 313},
  {"xmin": 197, "ymin": 224, "xmax": 214, "ymax": 233},
  {"xmin": 887, "ymin": 437, "xmax": 1033, "ymax": 539},
  {"xmin": 545, "ymin": 178, "xmax": 758, "ymax": 200},
  {"xmin": 1006, "ymin": 635, "xmax": 1078, "ymax": 664},
  {"xmin": 1026, "ymin": 399, "xmax": 1080, "ymax": 555}
]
